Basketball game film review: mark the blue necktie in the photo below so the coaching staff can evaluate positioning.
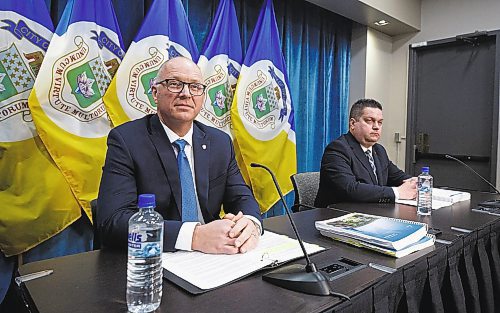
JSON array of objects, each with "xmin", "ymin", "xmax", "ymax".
[{"xmin": 173, "ymin": 139, "xmax": 198, "ymax": 222}]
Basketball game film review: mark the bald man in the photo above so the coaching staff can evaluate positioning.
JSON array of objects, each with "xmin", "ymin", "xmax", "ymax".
[{"xmin": 97, "ymin": 57, "xmax": 261, "ymax": 254}]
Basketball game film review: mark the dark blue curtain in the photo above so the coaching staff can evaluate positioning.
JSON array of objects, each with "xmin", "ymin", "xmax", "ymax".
[{"xmin": 42, "ymin": 0, "xmax": 352, "ymax": 214}]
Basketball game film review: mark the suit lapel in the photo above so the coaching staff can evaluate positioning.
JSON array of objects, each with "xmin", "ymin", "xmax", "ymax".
[
  {"xmin": 192, "ymin": 123, "xmax": 209, "ymax": 217},
  {"xmin": 148, "ymin": 115, "xmax": 182, "ymax": 216},
  {"xmin": 372, "ymin": 145, "xmax": 386, "ymax": 185},
  {"xmin": 346, "ymin": 133, "xmax": 378, "ymax": 184}
]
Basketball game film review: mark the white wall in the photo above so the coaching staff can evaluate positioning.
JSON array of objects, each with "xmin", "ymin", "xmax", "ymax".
[
  {"xmin": 418, "ymin": 0, "xmax": 500, "ymax": 41},
  {"xmin": 349, "ymin": 24, "xmax": 368, "ymax": 110},
  {"xmin": 365, "ymin": 29, "xmax": 397, "ymax": 160},
  {"xmin": 363, "ymin": 0, "xmax": 500, "ymax": 172},
  {"xmin": 349, "ymin": 27, "xmax": 407, "ymax": 166}
]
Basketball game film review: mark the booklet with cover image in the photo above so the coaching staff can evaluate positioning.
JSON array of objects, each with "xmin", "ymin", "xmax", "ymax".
[{"xmin": 315, "ymin": 213, "xmax": 429, "ymax": 251}]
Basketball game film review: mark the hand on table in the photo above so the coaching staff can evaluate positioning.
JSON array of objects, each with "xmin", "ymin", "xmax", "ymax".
[
  {"xmin": 224, "ymin": 212, "xmax": 260, "ymax": 253},
  {"xmin": 191, "ymin": 219, "xmax": 239, "ymax": 254},
  {"xmin": 398, "ymin": 178, "xmax": 418, "ymax": 200}
]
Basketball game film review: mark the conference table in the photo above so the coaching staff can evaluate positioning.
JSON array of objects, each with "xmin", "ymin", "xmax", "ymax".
[
  {"xmin": 15, "ymin": 191, "xmax": 500, "ymax": 313},
  {"xmin": 333, "ymin": 192, "xmax": 500, "ymax": 313}
]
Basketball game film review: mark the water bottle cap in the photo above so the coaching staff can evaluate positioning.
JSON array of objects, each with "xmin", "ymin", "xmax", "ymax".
[
  {"xmin": 138, "ymin": 194, "xmax": 156, "ymax": 208},
  {"xmin": 422, "ymin": 166, "xmax": 430, "ymax": 173}
]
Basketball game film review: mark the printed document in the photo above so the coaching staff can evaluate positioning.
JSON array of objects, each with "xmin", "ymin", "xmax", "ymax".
[
  {"xmin": 162, "ymin": 231, "xmax": 325, "ymax": 290},
  {"xmin": 396, "ymin": 187, "xmax": 470, "ymax": 209}
]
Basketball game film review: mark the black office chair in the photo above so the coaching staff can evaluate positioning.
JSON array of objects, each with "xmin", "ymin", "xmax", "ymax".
[
  {"xmin": 290, "ymin": 172, "xmax": 320, "ymax": 212},
  {"xmin": 90, "ymin": 199, "xmax": 101, "ymax": 250}
]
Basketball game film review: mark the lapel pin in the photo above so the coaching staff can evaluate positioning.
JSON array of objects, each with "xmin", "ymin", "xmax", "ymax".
[{"xmin": 202, "ymin": 144, "xmax": 207, "ymax": 150}]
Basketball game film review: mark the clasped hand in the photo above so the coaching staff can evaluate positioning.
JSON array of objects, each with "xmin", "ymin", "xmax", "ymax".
[
  {"xmin": 398, "ymin": 177, "xmax": 418, "ymax": 200},
  {"xmin": 191, "ymin": 211, "xmax": 259, "ymax": 254}
]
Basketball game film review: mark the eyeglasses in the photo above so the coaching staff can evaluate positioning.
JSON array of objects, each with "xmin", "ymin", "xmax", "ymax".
[{"xmin": 155, "ymin": 78, "xmax": 206, "ymax": 96}]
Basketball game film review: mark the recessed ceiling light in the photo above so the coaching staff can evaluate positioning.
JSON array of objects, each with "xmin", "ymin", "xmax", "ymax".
[{"xmin": 374, "ymin": 20, "xmax": 390, "ymax": 26}]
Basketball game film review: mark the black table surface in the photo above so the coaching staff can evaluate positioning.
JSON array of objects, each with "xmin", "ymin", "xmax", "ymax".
[
  {"xmin": 17, "ymin": 209, "xmax": 385, "ymax": 313},
  {"xmin": 333, "ymin": 191, "xmax": 500, "ymax": 238},
  {"xmin": 17, "ymin": 192, "xmax": 499, "ymax": 313}
]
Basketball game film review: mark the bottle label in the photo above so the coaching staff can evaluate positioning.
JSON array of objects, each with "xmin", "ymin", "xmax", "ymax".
[
  {"xmin": 128, "ymin": 231, "xmax": 145, "ymax": 249},
  {"xmin": 128, "ymin": 230, "xmax": 161, "ymax": 257}
]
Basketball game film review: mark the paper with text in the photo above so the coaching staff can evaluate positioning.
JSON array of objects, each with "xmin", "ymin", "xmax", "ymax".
[{"xmin": 162, "ymin": 231, "xmax": 325, "ymax": 290}]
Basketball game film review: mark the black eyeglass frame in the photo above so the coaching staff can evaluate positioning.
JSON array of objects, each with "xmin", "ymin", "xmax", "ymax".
[{"xmin": 155, "ymin": 78, "xmax": 207, "ymax": 96}]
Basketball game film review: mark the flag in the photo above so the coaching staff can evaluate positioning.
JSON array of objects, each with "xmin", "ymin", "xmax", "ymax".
[
  {"xmin": 28, "ymin": 0, "xmax": 124, "ymax": 220},
  {"xmin": 103, "ymin": 0, "xmax": 199, "ymax": 126},
  {"xmin": 231, "ymin": 0, "xmax": 297, "ymax": 212},
  {"xmin": 196, "ymin": 0, "xmax": 242, "ymax": 137},
  {"xmin": 0, "ymin": 0, "xmax": 81, "ymax": 256}
]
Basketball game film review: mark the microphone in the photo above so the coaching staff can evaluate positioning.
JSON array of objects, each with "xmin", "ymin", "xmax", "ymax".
[
  {"xmin": 250, "ymin": 163, "xmax": 331, "ymax": 296},
  {"xmin": 444, "ymin": 154, "xmax": 500, "ymax": 208}
]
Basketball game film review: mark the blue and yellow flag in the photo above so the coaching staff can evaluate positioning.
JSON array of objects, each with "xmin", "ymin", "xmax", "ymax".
[
  {"xmin": 0, "ymin": 0, "xmax": 81, "ymax": 256},
  {"xmin": 103, "ymin": 0, "xmax": 199, "ymax": 126},
  {"xmin": 28, "ymin": 0, "xmax": 124, "ymax": 220},
  {"xmin": 196, "ymin": 0, "xmax": 242, "ymax": 138},
  {"xmin": 231, "ymin": 0, "xmax": 297, "ymax": 212}
]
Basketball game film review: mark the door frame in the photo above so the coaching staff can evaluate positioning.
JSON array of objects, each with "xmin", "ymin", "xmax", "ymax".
[{"xmin": 405, "ymin": 30, "xmax": 500, "ymax": 188}]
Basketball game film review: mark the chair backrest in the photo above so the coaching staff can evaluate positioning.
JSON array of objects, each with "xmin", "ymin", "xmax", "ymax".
[
  {"xmin": 90, "ymin": 199, "xmax": 100, "ymax": 250},
  {"xmin": 290, "ymin": 172, "xmax": 320, "ymax": 211}
]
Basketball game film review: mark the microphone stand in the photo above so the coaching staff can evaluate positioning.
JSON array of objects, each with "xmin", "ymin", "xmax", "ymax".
[
  {"xmin": 291, "ymin": 203, "xmax": 352, "ymax": 215},
  {"xmin": 250, "ymin": 163, "xmax": 332, "ymax": 296},
  {"xmin": 444, "ymin": 154, "xmax": 500, "ymax": 208}
]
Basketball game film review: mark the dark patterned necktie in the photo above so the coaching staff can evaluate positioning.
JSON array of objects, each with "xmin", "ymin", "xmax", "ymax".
[
  {"xmin": 365, "ymin": 149, "xmax": 378, "ymax": 183},
  {"xmin": 173, "ymin": 139, "xmax": 198, "ymax": 222}
]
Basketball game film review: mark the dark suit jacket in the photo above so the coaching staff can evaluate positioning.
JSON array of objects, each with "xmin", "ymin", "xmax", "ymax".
[
  {"xmin": 315, "ymin": 132, "xmax": 410, "ymax": 206},
  {"xmin": 97, "ymin": 115, "xmax": 261, "ymax": 251}
]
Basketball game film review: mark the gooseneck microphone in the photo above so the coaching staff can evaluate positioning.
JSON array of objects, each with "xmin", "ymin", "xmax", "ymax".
[
  {"xmin": 445, "ymin": 155, "xmax": 500, "ymax": 194},
  {"xmin": 250, "ymin": 163, "xmax": 332, "ymax": 296},
  {"xmin": 444, "ymin": 154, "xmax": 500, "ymax": 208}
]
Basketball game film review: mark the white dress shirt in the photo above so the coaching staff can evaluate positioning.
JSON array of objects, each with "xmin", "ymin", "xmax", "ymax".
[{"xmin": 161, "ymin": 122, "xmax": 261, "ymax": 251}]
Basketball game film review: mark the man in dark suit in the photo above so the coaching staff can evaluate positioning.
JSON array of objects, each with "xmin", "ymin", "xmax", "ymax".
[
  {"xmin": 315, "ymin": 99, "xmax": 417, "ymax": 206},
  {"xmin": 97, "ymin": 57, "xmax": 261, "ymax": 254}
]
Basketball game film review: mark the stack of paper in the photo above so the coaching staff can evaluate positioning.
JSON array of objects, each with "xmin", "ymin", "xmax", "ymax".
[
  {"xmin": 315, "ymin": 213, "xmax": 435, "ymax": 258},
  {"xmin": 433, "ymin": 188, "xmax": 471, "ymax": 203},
  {"xmin": 396, "ymin": 187, "xmax": 471, "ymax": 210}
]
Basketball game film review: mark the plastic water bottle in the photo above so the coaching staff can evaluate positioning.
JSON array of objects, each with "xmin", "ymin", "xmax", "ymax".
[
  {"xmin": 127, "ymin": 194, "xmax": 164, "ymax": 313},
  {"xmin": 417, "ymin": 167, "xmax": 433, "ymax": 215}
]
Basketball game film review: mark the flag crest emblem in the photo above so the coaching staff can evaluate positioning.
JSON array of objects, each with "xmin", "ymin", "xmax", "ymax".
[
  {"xmin": 140, "ymin": 70, "xmax": 158, "ymax": 109},
  {"xmin": 240, "ymin": 60, "xmax": 291, "ymax": 141},
  {"xmin": 201, "ymin": 60, "xmax": 239, "ymax": 128},
  {"xmin": 209, "ymin": 84, "xmax": 229, "ymax": 115},
  {"xmin": 48, "ymin": 36, "xmax": 113, "ymax": 124},
  {"xmin": 252, "ymin": 82, "xmax": 278, "ymax": 118},
  {"xmin": 67, "ymin": 57, "xmax": 111, "ymax": 107},
  {"xmin": 0, "ymin": 43, "xmax": 35, "ymax": 102}
]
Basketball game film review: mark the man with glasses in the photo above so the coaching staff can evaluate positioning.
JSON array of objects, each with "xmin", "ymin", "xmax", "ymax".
[{"xmin": 97, "ymin": 57, "xmax": 261, "ymax": 254}]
